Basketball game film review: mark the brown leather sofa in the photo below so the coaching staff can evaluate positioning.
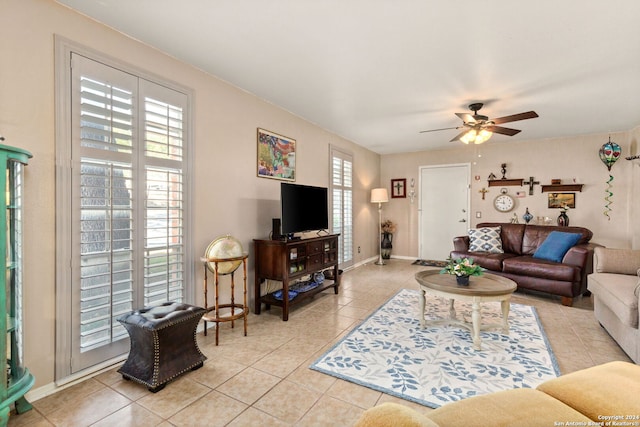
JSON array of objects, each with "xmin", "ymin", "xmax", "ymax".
[{"xmin": 451, "ymin": 222, "xmax": 600, "ymax": 306}]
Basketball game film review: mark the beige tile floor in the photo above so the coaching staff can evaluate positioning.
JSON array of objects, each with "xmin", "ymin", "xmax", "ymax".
[{"xmin": 10, "ymin": 260, "xmax": 631, "ymax": 426}]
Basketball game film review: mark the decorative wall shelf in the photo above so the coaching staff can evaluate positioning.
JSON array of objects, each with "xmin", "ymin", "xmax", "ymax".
[
  {"xmin": 488, "ymin": 179, "xmax": 524, "ymax": 187},
  {"xmin": 541, "ymin": 184, "xmax": 583, "ymax": 192}
]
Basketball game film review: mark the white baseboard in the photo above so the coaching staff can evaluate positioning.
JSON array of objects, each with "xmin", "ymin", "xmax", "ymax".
[
  {"xmin": 390, "ymin": 255, "xmax": 416, "ymax": 260},
  {"xmin": 26, "ymin": 354, "xmax": 128, "ymax": 402}
]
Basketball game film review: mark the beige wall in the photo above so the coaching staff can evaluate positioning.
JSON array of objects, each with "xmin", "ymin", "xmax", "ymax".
[
  {"xmin": 381, "ymin": 131, "xmax": 636, "ymax": 257},
  {"xmin": 1, "ymin": 0, "xmax": 381, "ymax": 389},
  {"xmin": 3, "ymin": 0, "xmax": 638, "ymax": 394}
]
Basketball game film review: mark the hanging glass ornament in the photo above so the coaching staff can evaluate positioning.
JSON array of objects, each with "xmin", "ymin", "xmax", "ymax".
[{"xmin": 599, "ymin": 137, "xmax": 621, "ymax": 220}]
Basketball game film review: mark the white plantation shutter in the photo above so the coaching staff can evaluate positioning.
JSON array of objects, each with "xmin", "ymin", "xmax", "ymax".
[
  {"xmin": 141, "ymin": 80, "xmax": 186, "ymax": 306},
  {"xmin": 79, "ymin": 77, "xmax": 133, "ymax": 153},
  {"xmin": 144, "ymin": 167, "xmax": 184, "ymax": 305},
  {"xmin": 62, "ymin": 52, "xmax": 191, "ymax": 373},
  {"xmin": 144, "ymin": 97, "xmax": 184, "ymax": 161},
  {"xmin": 79, "ymin": 159, "xmax": 134, "ymax": 351},
  {"xmin": 331, "ymin": 147, "xmax": 353, "ymax": 268}
]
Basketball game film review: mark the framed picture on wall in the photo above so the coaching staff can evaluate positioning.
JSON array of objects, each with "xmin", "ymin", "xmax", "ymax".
[
  {"xmin": 257, "ymin": 128, "xmax": 296, "ymax": 181},
  {"xmin": 548, "ymin": 192, "xmax": 575, "ymax": 208},
  {"xmin": 391, "ymin": 178, "xmax": 406, "ymax": 198}
]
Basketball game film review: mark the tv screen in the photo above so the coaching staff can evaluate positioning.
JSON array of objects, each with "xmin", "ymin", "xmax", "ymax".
[{"xmin": 281, "ymin": 183, "xmax": 329, "ymax": 235}]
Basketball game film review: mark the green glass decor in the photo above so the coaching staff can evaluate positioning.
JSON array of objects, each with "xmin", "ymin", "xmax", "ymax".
[{"xmin": 0, "ymin": 143, "xmax": 34, "ymax": 426}]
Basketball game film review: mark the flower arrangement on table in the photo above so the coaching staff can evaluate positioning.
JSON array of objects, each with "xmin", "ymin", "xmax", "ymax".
[
  {"xmin": 381, "ymin": 220, "xmax": 396, "ymax": 234},
  {"xmin": 440, "ymin": 257, "xmax": 484, "ymax": 284}
]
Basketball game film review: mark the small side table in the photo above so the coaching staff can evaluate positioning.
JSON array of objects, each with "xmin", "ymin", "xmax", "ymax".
[{"xmin": 200, "ymin": 253, "xmax": 249, "ymax": 345}]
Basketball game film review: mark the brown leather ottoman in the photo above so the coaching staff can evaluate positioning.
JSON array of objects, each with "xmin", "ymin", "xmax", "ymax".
[{"xmin": 117, "ymin": 302, "xmax": 206, "ymax": 392}]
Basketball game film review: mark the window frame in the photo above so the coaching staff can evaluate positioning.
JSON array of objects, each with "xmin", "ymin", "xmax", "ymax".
[
  {"xmin": 54, "ymin": 37, "xmax": 194, "ymax": 382},
  {"xmin": 329, "ymin": 146, "xmax": 354, "ymax": 269}
]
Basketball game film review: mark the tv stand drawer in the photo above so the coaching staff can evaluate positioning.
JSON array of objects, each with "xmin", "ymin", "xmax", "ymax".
[
  {"xmin": 307, "ymin": 241, "xmax": 323, "ymax": 255},
  {"xmin": 307, "ymin": 254, "xmax": 323, "ymax": 269}
]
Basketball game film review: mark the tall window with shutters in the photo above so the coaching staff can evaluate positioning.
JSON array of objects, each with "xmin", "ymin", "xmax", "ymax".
[
  {"xmin": 56, "ymin": 50, "xmax": 191, "ymax": 375},
  {"xmin": 330, "ymin": 147, "xmax": 353, "ymax": 268}
]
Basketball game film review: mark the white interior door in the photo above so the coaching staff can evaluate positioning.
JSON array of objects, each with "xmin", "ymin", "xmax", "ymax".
[{"xmin": 419, "ymin": 164, "xmax": 470, "ymax": 260}]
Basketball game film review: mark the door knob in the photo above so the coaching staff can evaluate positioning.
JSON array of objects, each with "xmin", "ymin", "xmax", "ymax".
[{"xmin": 459, "ymin": 219, "xmax": 466, "ymax": 223}]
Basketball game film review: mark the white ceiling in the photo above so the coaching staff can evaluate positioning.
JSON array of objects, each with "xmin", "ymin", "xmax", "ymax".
[{"xmin": 56, "ymin": 0, "xmax": 640, "ymax": 154}]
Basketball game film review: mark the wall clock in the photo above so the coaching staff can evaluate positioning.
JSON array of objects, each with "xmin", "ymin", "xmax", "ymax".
[{"xmin": 493, "ymin": 188, "xmax": 515, "ymax": 212}]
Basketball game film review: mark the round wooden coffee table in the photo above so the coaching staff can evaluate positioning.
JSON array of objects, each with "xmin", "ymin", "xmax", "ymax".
[{"xmin": 415, "ymin": 270, "xmax": 517, "ymax": 351}]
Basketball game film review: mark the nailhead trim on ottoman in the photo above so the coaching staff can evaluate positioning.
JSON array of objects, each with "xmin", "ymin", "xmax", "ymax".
[{"xmin": 117, "ymin": 302, "xmax": 206, "ymax": 392}]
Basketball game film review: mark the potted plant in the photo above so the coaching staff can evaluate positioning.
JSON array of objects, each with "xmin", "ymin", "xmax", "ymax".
[
  {"xmin": 440, "ymin": 257, "xmax": 484, "ymax": 285},
  {"xmin": 380, "ymin": 220, "xmax": 396, "ymax": 259}
]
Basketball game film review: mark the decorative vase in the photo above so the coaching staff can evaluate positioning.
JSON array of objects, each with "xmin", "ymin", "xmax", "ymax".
[
  {"xmin": 557, "ymin": 210, "xmax": 569, "ymax": 226},
  {"xmin": 523, "ymin": 208, "xmax": 533, "ymax": 224},
  {"xmin": 456, "ymin": 275, "xmax": 470, "ymax": 286},
  {"xmin": 381, "ymin": 232, "xmax": 393, "ymax": 259}
]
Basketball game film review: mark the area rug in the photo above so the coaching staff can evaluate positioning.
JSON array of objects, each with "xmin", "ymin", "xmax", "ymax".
[
  {"xmin": 412, "ymin": 259, "xmax": 447, "ymax": 267},
  {"xmin": 310, "ymin": 289, "xmax": 559, "ymax": 408}
]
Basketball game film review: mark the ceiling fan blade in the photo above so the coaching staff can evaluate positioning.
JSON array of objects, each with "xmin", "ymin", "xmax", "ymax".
[
  {"xmin": 485, "ymin": 125, "xmax": 521, "ymax": 136},
  {"xmin": 491, "ymin": 111, "xmax": 539, "ymax": 125},
  {"xmin": 455, "ymin": 112, "xmax": 476, "ymax": 123},
  {"xmin": 419, "ymin": 126, "xmax": 460, "ymax": 134},
  {"xmin": 449, "ymin": 130, "xmax": 470, "ymax": 142}
]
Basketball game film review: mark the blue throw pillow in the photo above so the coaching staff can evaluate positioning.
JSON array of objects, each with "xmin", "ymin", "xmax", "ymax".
[{"xmin": 533, "ymin": 231, "xmax": 582, "ymax": 262}]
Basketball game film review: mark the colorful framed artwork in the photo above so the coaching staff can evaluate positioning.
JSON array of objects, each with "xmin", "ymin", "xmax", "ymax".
[
  {"xmin": 548, "ymin": 193, "xmax": 575, "ymax": 208},
  {"xmin": 257, "ymin": 128, "xmax": 296, "ymax": 181},
  {"xmin": 391, "ymin": 178, "xmax": 406, "ymax": 198}
]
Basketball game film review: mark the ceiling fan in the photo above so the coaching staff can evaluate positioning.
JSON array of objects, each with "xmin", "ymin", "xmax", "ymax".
[{"xmin": 420, "ymin": 103, "xmax": 539, "ymax": 144}]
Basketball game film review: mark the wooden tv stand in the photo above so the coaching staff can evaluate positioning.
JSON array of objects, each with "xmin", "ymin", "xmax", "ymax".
[{"xmin": 253, "ymin": 234, "xmax": 340, "ymax": 321}]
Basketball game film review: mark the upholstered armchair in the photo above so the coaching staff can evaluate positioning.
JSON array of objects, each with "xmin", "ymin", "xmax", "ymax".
[{"xmin": 587, "ymin": 247, "xmax": 640, "ymax": 363}]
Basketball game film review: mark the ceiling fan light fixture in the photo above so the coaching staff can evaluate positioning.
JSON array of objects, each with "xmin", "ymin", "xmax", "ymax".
[
  {"xmin": 460, "ymin": 129, "xmax": 476, "ymax": 144},
  {"xmin": 475, "ymin": 129, "xmax": 493, "ymax": 144},
  {"xmin": 460, "ymin": 128, "xmax": 492, "ymax": 144},
  {"xmin": 420, "ymin": 103, "xmax": 537, "ymax": 144}
]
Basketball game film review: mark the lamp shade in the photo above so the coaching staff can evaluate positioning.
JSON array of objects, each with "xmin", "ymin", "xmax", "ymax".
[
  {"xmin": 371, "ymin": 188, "xmax": 389, "ymax": 203},
  {"xmin": 460, "ymin": 128, "xmax": 493, "ymax": 144}
]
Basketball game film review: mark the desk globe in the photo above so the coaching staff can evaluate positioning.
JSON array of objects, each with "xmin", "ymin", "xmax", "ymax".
[
  {"xmin": 201, "ymin": 235, "xmax": 248, "ymax": 345},
  {"xmin": 204, "ymin": 235, "xmax": 244, "ymax": 275}
]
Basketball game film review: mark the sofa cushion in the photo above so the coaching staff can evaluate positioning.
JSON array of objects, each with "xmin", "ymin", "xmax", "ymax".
[
  {"xmin": 353, "ymin": 402, "xmax": 439, "ymax": 427},
  {"xmin": 533, "ymin": 231, "xmax": 582, "ymax": 262},
  {"xmin": 451, "ymin": 251, "xmax": 516, "ymax": 271},
  {"xmin": 594, "ymin": 247, "xmax": 640, "ymax": 275},
  {"xmin": 587, "ymin": 272, "xmax": 639, "ymax": 328},
  {"xmin": 537, "ymin": 361, "xmax": 640, "ymax": 422},
  {"xmin": 478, "ymin": 223, "xmax": 525, "ymax": 255},
  {"xmin": 468, "ymin": 226, "xmax": 503, "ymax": 253},
  {"xmin": 427, "ymin": 388, "xmax": 591, "ymax": 427},
  {"xmin": 521, "ymin": 225, "xmax": 591, "ymax": 255},
  {"xmin": 503, "ymin": 256, "xmax": 579, "ymax": 282}
]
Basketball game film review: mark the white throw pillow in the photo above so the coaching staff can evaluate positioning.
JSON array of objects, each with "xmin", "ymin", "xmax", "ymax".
[{"xmin": 468, "ymin": 226, "xmax": 504, "ymax": 253}]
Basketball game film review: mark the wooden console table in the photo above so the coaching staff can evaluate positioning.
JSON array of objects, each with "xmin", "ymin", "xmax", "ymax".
[{"xmin": 254, "ymin": 234, "xmax": 340, "ymax": 321}]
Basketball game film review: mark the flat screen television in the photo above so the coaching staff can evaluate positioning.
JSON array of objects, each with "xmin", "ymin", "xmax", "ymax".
[{"xmin": 280, "ymin": 183, "xmax": 329, "ymax": 235}]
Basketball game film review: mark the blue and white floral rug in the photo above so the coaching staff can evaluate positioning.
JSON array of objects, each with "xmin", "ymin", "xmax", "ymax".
[{"xmin": 310, "ymin": 288, "xmax": 560, "ymax": 408}]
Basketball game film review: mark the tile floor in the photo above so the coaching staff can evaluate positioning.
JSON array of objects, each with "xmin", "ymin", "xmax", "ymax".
[{"xmin": 10, "ymin": 260, "xmax": 632, "ymax": 426}]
